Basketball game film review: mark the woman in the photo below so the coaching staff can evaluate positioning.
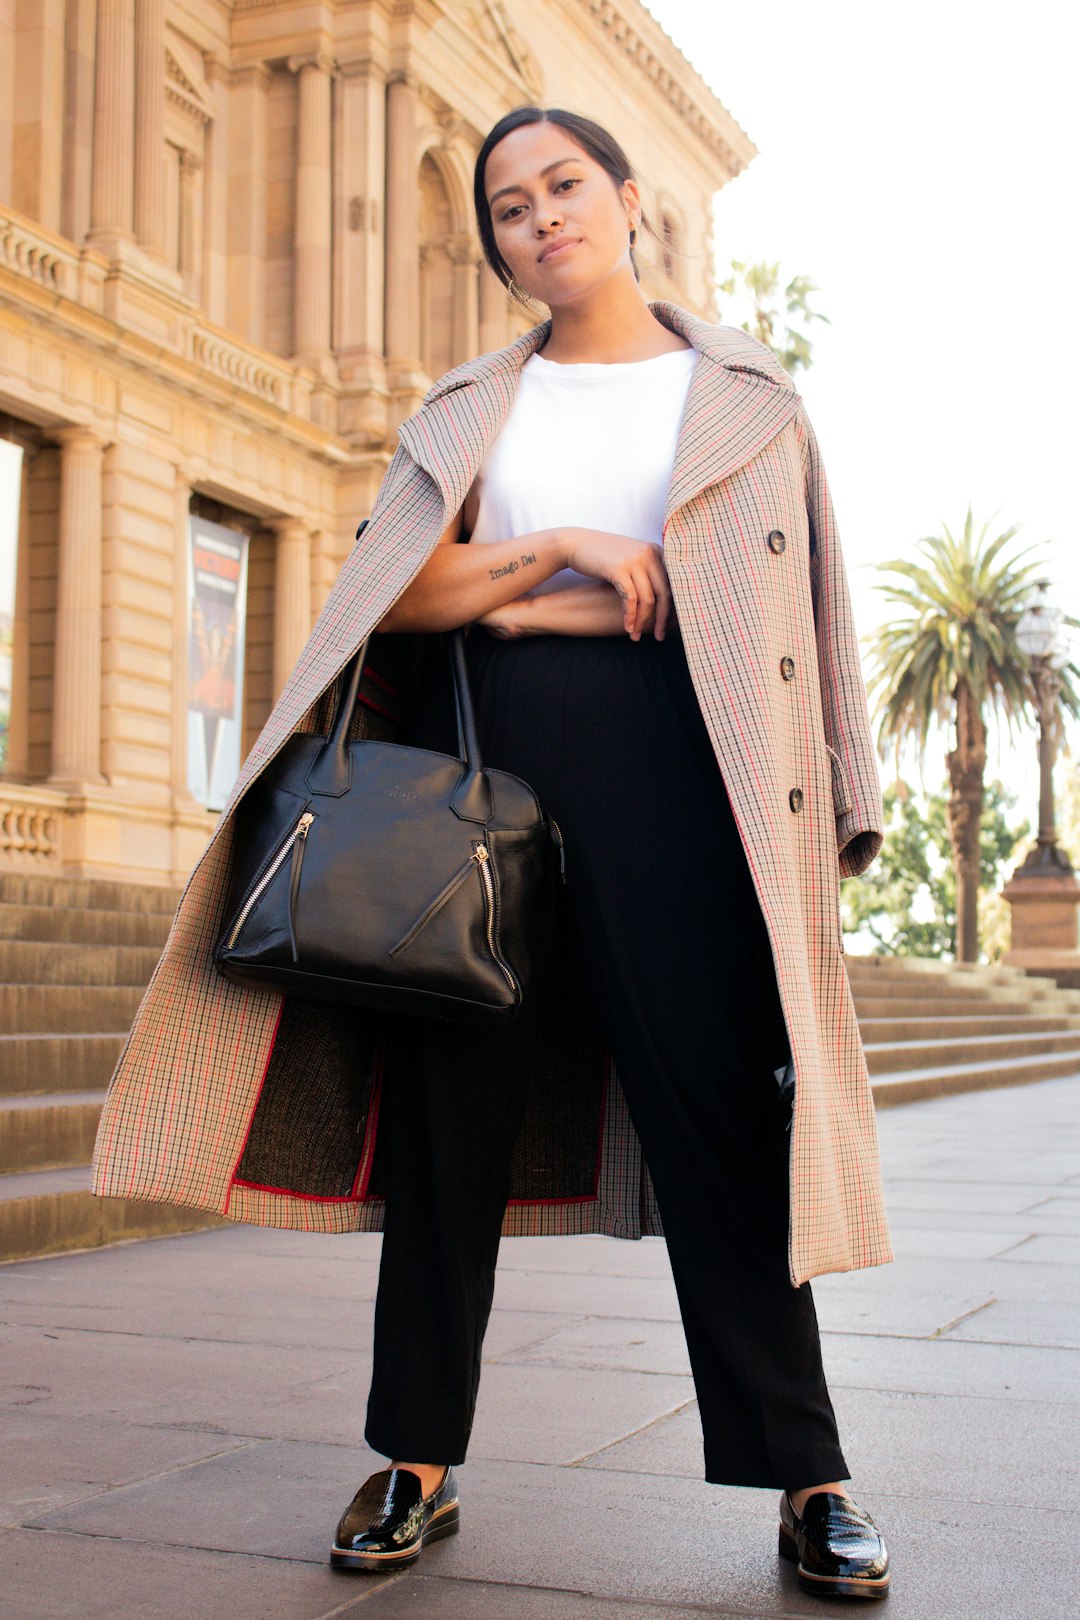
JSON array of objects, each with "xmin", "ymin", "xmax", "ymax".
[
  {"xmin": 329, "ymin": 108, "xmax": 891, "ymax": 1600},
  {"xmin": 91, "ymin": 106, "xmax": 892, "ymax": 1602}
]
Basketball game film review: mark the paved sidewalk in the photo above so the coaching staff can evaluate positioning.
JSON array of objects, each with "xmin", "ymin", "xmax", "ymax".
[{"xmin": 2, "ymin": 1074, "xmax": 1078, "ymax": 1619}]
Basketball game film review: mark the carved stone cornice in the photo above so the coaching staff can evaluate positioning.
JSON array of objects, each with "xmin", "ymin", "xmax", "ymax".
[
  {"xmin": 444, "ymin": 232, "xmax": 481, "ymax": 267},
  {"xmin": 568, "ymin": 0, "xmax": 757, "ymax": 177},
  {"xmin": 55, "ymin": 424, "xmax": 109, "ymax": 454},
  {"xmin": 387, "ymin": 67, "xmax": 422, "ymax": 94},
  {"xmin": 434, "ymin": 105, "xmax": 465, "ymax": 146},
  {"xmin": 287, "ymin": 52, "xmax": 337, "ymax": 78},
  {"xmin": 229, "ymin": 61, "xmax": 271, "ymax": 90},
  {"xmin": 166, "ymin": 37, "xmax": 215, "ymax": 127},
  {"xmin": 337, "ymin": 57, "xmax": 388, "ymax": 84}
]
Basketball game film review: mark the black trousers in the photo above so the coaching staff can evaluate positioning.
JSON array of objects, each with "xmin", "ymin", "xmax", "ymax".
[{"xmin": 364, "ymin": 627, "xmax": 849, "ymax": 1490}]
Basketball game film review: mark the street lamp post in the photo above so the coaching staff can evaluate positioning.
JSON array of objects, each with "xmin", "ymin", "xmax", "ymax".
[
  {"xmin": 1003, "ymin": 579, "xmax": 1080, "ymax": 971},
  {"xmin": 1014, "ymin": 579, "xmax": 1072, "ymax": 874}
]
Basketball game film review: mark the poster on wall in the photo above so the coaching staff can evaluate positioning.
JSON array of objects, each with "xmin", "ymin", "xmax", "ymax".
[{"xmin": 186, "ymin": 514, "xmax": 250, "ymax": 812}]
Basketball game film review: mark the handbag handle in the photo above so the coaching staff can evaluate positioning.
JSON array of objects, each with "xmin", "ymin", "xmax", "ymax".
[{"xmin": 306, "ymin": 518, "xmax": 493, "ymax": 822}]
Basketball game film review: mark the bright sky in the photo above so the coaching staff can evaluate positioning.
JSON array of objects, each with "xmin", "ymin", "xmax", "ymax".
[{"xmin": 645, "ymin": 0, "xmax": 1079, "ymax": 815}]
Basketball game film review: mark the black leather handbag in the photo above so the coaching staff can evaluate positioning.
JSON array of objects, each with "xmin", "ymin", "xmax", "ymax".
[{"xmin": 213, "ymin": 627, "xmax": 565, "ymax": 1023}]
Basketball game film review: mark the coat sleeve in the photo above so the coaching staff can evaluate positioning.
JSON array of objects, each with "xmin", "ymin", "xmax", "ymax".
[{"xmin": 795, "ymin": 404, "xmax": 884, "ymax": 880}]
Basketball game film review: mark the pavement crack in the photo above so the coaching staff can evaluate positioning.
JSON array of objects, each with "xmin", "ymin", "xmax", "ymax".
[
  {"xmin": 562, "ymin": 1395, "xmax": 699, "ymax": 1468},
  {"xmin": 928, "ymin": 1296, "xmax": 998, "ymax": 1337},
  {"xmin": 988, "ymin": 1232, "xmax": 1038, "ymax": 1258}
]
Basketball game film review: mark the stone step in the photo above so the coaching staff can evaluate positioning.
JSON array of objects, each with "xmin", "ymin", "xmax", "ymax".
[
  {"xmin": 0, "ymin": 1032, "xmax": 126, "ymax": 1096},
  {"xmin": 871, "ymin": 1047, "xmax": 1080, "ymax": 1106},
  {"xmin": 0, "ymin": 1090, "xmax": 105, "ymax": 1172},
  {"xmin": 847, "ymin": 976, "xmax": 1075, "ymax": 1004},
  {"xmin": 844, "ymin": 954, "xmax": 1032, "ymax": 976},
  {"xmin": 864, "ymin": 1027, "xmax": 1080, "ymax": 1075},
  {"xmin": 844, "ymin": 959, "xmax": 1034, "ymax": 985},
  {"xmin": 850, "ymin": 993, "xmax": 1079, "ymax": 1019},
  {"xmin": 0, "ymin": 871, "xmax": 183, "ymax": 913},
  {"xmin": 859, "ymin": 1012, "xmax": 1080, "ymax": 1041},
  {"xmin": 0, "ymin": 939, "xmax": 163, "ymax": 986},
  {"xmin": 0, "ymin": 1166, "xmax": 225, "ymax": 1264},
  {"xmin": 0, "ymin": 983, "xmax": 146, "ymax": 1034},
  {"xmin": 0, "ymin": 902, "xmax": 173, "ymax": 945}
]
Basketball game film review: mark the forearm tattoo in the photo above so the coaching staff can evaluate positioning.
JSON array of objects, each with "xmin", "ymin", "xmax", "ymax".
[{"xmin": 488, "ymin": 550, "xmax": 537, "ymax": 582}]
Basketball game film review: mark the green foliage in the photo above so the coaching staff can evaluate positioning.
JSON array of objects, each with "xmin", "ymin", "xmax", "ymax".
[
  {"xmin": 843, "ymin": 778, "xmax": 1029, "ymax": 959},
  {"xmin": 864, "ymin": 506, "xmax": 1080, "ymax": 765},
  {"xmin": 717, "ymin": 259, "xmax": 830, "ymax": 374}
]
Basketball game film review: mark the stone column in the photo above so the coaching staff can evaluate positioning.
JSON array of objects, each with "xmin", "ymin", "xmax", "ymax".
[
  {"xmin": 61, "ymin": 0, "xmax": 97, "ymax": 244},
  {"xmin": 49, "ymin": 428, "xmax": 107, "ymax": 787},
  {"xmin": 448, "ymin": 234, "xmax": 480, "ymax": 365},
  {"xmin": 478, "ymin": 258, "xmax": 509, "ymax": 354},
  {"xmin": 133, "ymin": 0, "xmax": 166, "ymax": 258},
  {"xmin": 0, "ymin": 1, "xmax": 13, "ymax": 205},
  {"xmin": 272, "ymin": 519, "xmax": 312, "ymax": 698},
  {"xmin": 201, "ymin": 54, "xmax": 229, "ymax": 326},
  {"xmin": 178, "ymin": 149, "xmax": 203, "ymax": 300},
  {"xmin": 89, "ymin": 0, "xmax": 135, "ymax": 245},
  {"xmin": 12, "ymin": 0, "xmax": 65, "ymax": 232},
  {"xmin": 226, "ymin": 63, "xmax": 269, "ymax": 346},
  {"xmin": 290, "ymin": 53, "xmax": 334, "ymax": 366},
  {"xmin": 333, "ymin": 59, "xmax": 386, "ymax": 362},
  {"xmin": 385, "ymin": 70, "xmax": 423, "ymax": 377}
]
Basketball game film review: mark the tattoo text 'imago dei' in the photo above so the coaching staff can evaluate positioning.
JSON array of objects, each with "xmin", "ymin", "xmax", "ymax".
[{"xmin": 489, "ymin": 551, "xmax": 537, "ymax": 581}]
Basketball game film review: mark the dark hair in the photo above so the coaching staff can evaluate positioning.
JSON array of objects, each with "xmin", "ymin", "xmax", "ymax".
[{"xmin": 473, "ymin": 106, "xmax": 656, "ymax": 306}]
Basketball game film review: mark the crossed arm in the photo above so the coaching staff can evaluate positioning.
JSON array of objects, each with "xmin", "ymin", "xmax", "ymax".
[{"xmin": 475, "ymin": 580, "xmax": 655, "ymax": 639}]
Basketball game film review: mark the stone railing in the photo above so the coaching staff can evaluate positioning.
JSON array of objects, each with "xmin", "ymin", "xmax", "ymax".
[
  {"xmin": 0, "ymin": 210, "xmax": 81, "ymax": 299},
  {"xmin": 0, "ymin": 206, "xmax": 317, "ymax": 425},
  {"xmin": 0, "ymin": 786, "xmax": 66, "ymax": 868},
  {"xmin": 189, "ymin": 324, "xmax": 297, "ymax": 411}
]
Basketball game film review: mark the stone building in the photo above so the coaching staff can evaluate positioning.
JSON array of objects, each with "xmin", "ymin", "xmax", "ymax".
[{"xmin": 0, "ymin": 0, "xmax": 754, "ymax": 885}]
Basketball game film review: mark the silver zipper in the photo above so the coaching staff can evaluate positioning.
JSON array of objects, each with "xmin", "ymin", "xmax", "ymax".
[
  {"xmin": 389, "ymin": 847, "xmax": 485, "ymax": 958},
  {"xmin": 473, "ymin": 842, "xmax": 518, "ymax": 994},
  {"xmin": 549, "ymin": 817, "xmax": 567, "ymax": 883},
  {"xmin": 227, "ymin": 812, "xmax": 314, "ymax": 949}
]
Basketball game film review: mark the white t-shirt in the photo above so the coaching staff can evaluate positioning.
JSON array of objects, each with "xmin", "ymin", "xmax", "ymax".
[{"xmin": 467, "ymin": 345, "xmax": 697, "ymax": 596}]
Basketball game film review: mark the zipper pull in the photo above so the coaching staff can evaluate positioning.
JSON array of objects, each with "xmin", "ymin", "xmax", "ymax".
[
  {"xmin": 473, "ymin": 843, "xmax": 489, "ymax": 864},
  {"xmin": 549, "ymin": 818, "xmax": 567, "ymax": 883},
  {"xmin": 287, "ymin": 812, "xmax": 315, "ymax": 962}
]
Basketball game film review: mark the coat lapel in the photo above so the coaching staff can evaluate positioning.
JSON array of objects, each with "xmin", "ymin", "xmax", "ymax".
[{"xmin": 396, "ymin": 299, "xmax": 804, "ymax": 526}]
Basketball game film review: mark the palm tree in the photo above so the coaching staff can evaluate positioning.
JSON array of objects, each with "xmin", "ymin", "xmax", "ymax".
[
  {"xmin": 718, "ymin": 259, "xmax": 829, "ymax": 373},
  {"xmin": 864, "ymin": 507, "xmax": 1080, "ymax": 962}
]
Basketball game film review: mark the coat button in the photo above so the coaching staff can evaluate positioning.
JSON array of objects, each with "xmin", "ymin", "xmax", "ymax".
[
  {"xmin": 789, "ymin": 786, "xmax": 804, "ymax": 812},
  {"xmin": 767, "ymin": 529, "xmax": 787, "ymax": 553},
  {"xmin": 780, "ymin": 655, "xmax": 795, "ymax": 681}
]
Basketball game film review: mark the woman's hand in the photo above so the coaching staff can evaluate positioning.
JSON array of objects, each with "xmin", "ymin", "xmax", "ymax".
[{"xmin": 558, "ymin": 529, "xmax": 674, "ymax": 642}]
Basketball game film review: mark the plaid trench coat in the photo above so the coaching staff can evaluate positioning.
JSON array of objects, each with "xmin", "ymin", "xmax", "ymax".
[{"xmin": 91, "ymin": 299, "xmax": 892, "ymax": 1287}]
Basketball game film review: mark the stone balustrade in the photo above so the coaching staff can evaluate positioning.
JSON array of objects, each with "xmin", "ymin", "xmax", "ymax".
[{"xmin": 0, "ymin": 787, "xmax": 66, "ymax": 868}]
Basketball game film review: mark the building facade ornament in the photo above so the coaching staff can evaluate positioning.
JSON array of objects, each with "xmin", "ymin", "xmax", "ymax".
[
  {"xmin": 0, "ymin": 0, "xmax": 750, "ymax": 881},
  {"xmin": 444, "ymin": 232, "xmax": 481, "ymax": 267},
  {"xmin": 569, "ymin": 0, "xmax": 756, "ymax": 175},
  {"xmin": 166, "ymin": 36, "xmax": 215, "ymax": 126},
  {"xmin": 287, "ymin": 52, "xmax": 337, "ymax": 79}
]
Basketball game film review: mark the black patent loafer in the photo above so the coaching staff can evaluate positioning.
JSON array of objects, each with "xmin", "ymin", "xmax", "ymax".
[
  {"xmin": 778, "ymin": 1489, "xmax": 890, "ymax": 1599},
  {"xmin": 330, "ymin": 1465, "xmax": 459, "ymax": 1572}
]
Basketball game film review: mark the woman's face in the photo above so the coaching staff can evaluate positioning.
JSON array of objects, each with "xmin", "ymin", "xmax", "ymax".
[{"xmin": 483, "ymin": 120, "xmax": 639, "ymax": 308}]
